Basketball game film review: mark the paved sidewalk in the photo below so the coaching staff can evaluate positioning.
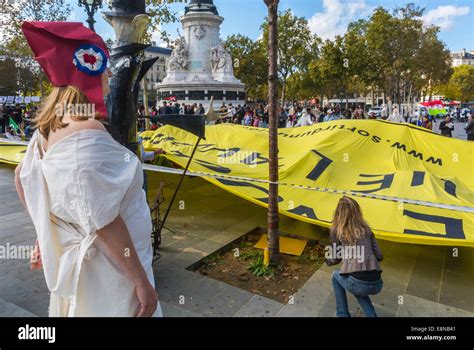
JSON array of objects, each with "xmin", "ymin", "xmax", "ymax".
[{"xmin": 0, "ymin": 165, "xmax": 473, "ymax": 317}]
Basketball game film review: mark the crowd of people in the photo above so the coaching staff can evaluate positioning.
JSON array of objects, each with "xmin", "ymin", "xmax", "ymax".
[
  {"xmin": 2, "ymin": 99, "xmax": 473, "ymax": 141},
  {"xmin": 149, "ymin": 99, "xmax": 474, "ymax": 140},
  {"xmin": 0, "ymin": 104, "xmax": 37, "ymax": 139},
  {"xmin": 140, "ymin": 101, "xmax": 206, "ymax": 118}
]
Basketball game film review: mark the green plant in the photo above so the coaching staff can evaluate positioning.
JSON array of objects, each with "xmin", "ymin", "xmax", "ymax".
[
  {"xmin": 247, "ymin": 252, "xmax": 274, "ymax": 277},
  {"xmin": 201, "ymin": 254, "xmax": 222, "ymax": 267},
  {"xmin": 239, "ymin": 241, "xmax": 254, "ymax": 249},
  {"xmin": 239, "ymin": 250, "xmax": 262, "ymax": 261},
  {"xmin": 297, "ymin": 254, "xmax": 310, "ymax": 263}
]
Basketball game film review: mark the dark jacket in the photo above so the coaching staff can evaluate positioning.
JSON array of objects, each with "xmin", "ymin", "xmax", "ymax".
[
  {"xmin": 439, "ymin": 120, "xmax": 454, "ymax": 137},
  {"xmin": 326, "ymin": 229, "xmax": 383, "ymax": 274},
  {"xmin": 465, "ymin": 120, "xmax": 474, "ymax": 135}
]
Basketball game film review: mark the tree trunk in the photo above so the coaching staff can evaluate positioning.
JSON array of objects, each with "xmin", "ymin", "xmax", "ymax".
[
  {"xmin": 408, "ymin": 83, "xmax": 412, "ymax": 104},
  {"xmin": 264, "ymin": 0, "xmax": 279, "ymax": 264}
]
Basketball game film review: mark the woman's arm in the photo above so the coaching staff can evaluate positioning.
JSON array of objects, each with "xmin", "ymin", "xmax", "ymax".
[
  {"xmin": 14, "ymin": 162, "xmax": 43, "ymax": 270},
  {"xmin": 14, "ymin": 162, "xmax": 28, "ymax": 210},
  {"xmin": 325, "ymin": 230, "xmax": 342, "ymax": 266},
  {"xmin": 371, "ymin": 232, "xmax": 384, "ymax": 262},
  {"xmin": 96, "ymin": 215, "xmax": 158, "ymax": 317}
]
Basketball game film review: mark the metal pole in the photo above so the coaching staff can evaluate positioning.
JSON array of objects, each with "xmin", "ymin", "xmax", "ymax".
[
  {"xmin": 86, "ymin": 4, "xmax": 96, "ymax": 32},
  {"xmin": 87, "ymin": 15, "xmax": 96, "ymax": 32},
  {"xmin": 159, "ymin": 137, "xmax": 201, "ymax": 231},
  {"xmin": 79, "ymin": 0, "xmax": 104, "ymax": 32}
]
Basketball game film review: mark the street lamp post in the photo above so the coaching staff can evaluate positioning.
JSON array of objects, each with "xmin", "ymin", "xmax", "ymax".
[{"xmin": 78, "ymin": 0, "xmax": 103, "ymax": 32}]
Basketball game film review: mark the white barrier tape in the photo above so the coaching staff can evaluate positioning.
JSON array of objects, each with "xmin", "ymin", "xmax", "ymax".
[{"xmin": 142, "ymin": 164, "xmax": 474, "ymax": 213}]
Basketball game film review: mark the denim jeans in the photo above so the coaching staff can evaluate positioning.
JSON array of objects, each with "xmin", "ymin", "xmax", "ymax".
[{"xmin": 332, "ymin": 269, "xmax": 383, "ymax": 317}]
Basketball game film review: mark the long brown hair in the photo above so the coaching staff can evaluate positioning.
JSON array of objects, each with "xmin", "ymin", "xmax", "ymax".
[
  {"xmin": 331, "ymin": 196, "xmax": 370, "ymax": 245},
  {"xmin": 34, "ymin": 85, "xmax": 91, "ymax": 139}
]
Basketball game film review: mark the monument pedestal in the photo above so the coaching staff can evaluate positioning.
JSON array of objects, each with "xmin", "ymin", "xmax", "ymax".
[{"xmin": 157, "ymin": 0, "xmax": 245, "ymax": 108}]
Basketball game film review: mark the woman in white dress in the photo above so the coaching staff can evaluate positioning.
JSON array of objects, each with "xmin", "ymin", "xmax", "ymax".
[{"xmin": 14, "ymin": 21, "xmax": 161, "ymax": 317}]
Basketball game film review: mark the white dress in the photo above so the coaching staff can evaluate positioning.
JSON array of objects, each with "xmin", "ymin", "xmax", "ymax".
[{"xmin": 20, "ymin": 129, "xmax": 162, "ymax": 317}]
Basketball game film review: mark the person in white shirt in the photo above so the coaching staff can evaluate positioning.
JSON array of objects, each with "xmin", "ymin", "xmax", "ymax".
[
  {"xmin": 295, "ymin": 110, "xmax": 313, "ymax": 127},
  {"xmin": 139, "ymin": 136, "xmax": 165, "ymax": 194},
  {"xmin": 381, "ymin": 104, "xmax": 388, "ymax": 119},
  {"xmin": 388, "ymin": 105, "xmax": 404, "ymax": 123},
  {"xmin": 227, "ymin": 103, "xmax": 236, "ymax": 119},
  {"xmin": 5, "ymin": 126, "xmax": 18, "ymax": 139},
  {"xmin": 324, "ymin": 110, "xmax": 336, "ymax": 122},
  {"xmin": 140, "ymin": 136, "xmax": 164, "ymax": 162}
]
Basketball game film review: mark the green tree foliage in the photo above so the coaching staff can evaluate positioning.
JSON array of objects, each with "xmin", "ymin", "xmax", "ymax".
[
  {"xmin": 360, "ymin": 4, "xmax": 451, "ymax": 103},
  {"xmin": 1, "ymin": 0, "xmax": 72, "ymax": 57},
  {"xmin": 0, "ymin": 58, "xmax": 19, "ymax": 95},
  {"xmin": 436, "ymin": 65, "xmax": 474, "ymax": 102},
  {"xmin": 301, "ymin": 4, "xmax": 453, "ymax": 105},
  {"xmin": 145, "ymin": 0, "xmax": 179, "ymax": 45},
  {"xmin": 0, "ymin": 0, "xmax": 72, "ymax": 95},
  {"xmin": 286, "ymin": 71, "xmax": 318, "ymax": 101},
  {"xmin": 313, "ymin": 37, "xmax": 347, "ymax": 103},
  {"xmin": 0, "ymin": 0, "xmax": 180, "ymax": 95},
  {"xmin": 417, "ymin": 26, "xmax": 453, "ymax": 100},
  {"xmin": 262, "ymin": 9, "xmax": 319, "ymax": 104}
]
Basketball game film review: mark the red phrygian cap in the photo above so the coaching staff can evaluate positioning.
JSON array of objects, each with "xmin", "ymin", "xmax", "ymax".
[{"xmin": 22, "ymin": 21, "xmax": 110, "ymax": 118}]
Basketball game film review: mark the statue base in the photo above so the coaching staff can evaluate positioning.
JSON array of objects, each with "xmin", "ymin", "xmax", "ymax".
[{"xmin": 157, "ymin": 81, "xmax": 245, "ymax": 108}]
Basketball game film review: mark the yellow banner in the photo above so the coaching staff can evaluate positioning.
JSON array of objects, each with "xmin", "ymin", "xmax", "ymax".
[
  {"xmin": 1, "ymin": 120, "xmax": 472, "ymax": 246},
  {"xmin": 0, "ymin": 142, "xmax": 27, "ymax": 165},
  {"xmin": 142, "ymin": 120, "xmax": 474, "ymax": 247}
]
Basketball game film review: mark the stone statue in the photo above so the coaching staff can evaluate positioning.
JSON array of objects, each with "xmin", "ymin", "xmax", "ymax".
[
  {"xmin": 102, "ymin": 0, "xmax": 156, "ymax": 155},
  {"xmin": 193, "ymin": 25, "xmax": 206, "ymax": 40},
  {"xmin": 159, "ymin": 0, "xmax": 244, "ymax": 96},
  {"xmin": 103, "ymin": 14, "xmax": 149, "ymax": 46},
  {"xmin": 167, "ymin": 37, "xmax": 189, "ymax": 71},
  {"xmin": 210, "ymin": 42, "xmax": 233, "ymax": 73}
]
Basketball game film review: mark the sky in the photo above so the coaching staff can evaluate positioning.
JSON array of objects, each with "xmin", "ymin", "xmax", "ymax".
[{"xmin": 66, "ymin": 0, "xmax": 474, "ymax": 52}]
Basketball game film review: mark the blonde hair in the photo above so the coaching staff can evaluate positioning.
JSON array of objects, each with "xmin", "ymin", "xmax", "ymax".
[
  {"xmin": 331, "ymin": 196, "xmax": 370, "ymax": 245},
  {"xmin": 34, "ymin": 85, "xmax": 93, "ymax": 140}
]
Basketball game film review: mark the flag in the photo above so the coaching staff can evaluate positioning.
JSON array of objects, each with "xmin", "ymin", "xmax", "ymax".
[
  {"xmin": 204, "ymin": 97, "xmax": 220, "ymax": 122},
  {"xmin": 9, "ymin": 117, "xmax": 21, "ymax": 134},
  {"xmin": 152, "ymin": 114, "xmax": 206, "ymax": 140}
]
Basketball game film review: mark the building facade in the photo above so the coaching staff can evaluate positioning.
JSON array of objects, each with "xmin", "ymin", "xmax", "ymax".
[
  {"xmin": 138, "ymin": 44, "xmax": 172, "ymax": 104},
  {"xmin": 451, "ymin": 49, "xmax": 474, "ymax": 67}
]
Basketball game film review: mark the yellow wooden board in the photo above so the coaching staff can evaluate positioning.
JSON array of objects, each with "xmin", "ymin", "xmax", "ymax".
[{"xmin": 254, "ymin": 235, "xmax": 308, "ymax": 256}]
